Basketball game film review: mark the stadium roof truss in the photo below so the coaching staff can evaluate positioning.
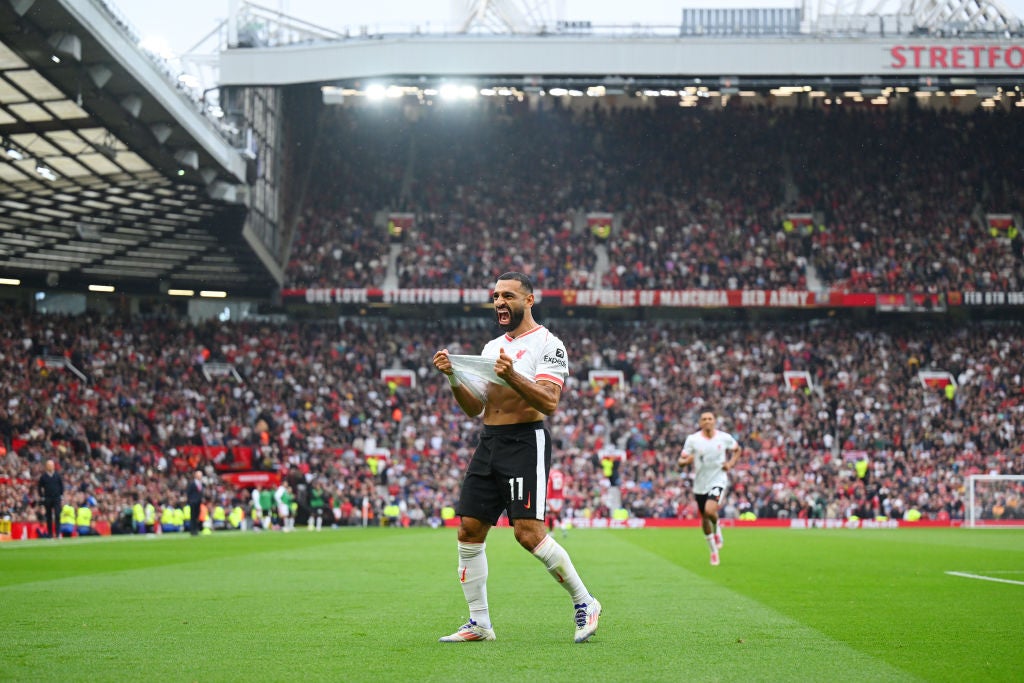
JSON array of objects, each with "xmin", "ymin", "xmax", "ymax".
[
  {"xmin": 0, "ymin": 0, "xmax": 280, "ymax": 297},
  {"xmin": 816, "ymin": 1, "xmax": 1021, "ymax": 35},
  {"xmin": 465, "ymin": 0, "xmax": 1022, "ymax": 36}
]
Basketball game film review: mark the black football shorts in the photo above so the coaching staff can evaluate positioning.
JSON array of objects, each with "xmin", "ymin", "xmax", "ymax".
[
  {"xmin": 456, "ymin": 421, "xmax": 551, "ymax": 525},
  {"xmin": 695, "ymin": 486, "xmax": 727, "ymax": 514}
]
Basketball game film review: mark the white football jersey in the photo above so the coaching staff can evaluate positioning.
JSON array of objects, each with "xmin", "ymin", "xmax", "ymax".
[
  {"xmin": 480, "ymin": 325, "xmax": 568, "ymax": 388},
  {"xmin": 682, "ymin": 429, "xmax": 739, "ymax": 494}
]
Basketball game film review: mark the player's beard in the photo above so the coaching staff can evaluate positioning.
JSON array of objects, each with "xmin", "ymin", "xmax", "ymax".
[{"xmin": 496, "ymin": 305, "xmax": 524, "ymax": 333}]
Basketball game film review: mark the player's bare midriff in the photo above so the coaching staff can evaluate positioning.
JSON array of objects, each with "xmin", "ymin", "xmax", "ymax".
[{"xmin": 482, "ymin": 383, "xmax": 547, "ymax": 425}]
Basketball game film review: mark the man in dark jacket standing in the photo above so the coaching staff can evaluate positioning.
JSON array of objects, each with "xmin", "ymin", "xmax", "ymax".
[
  {"xmin": 37, "ymin": 459, "xmax": 63, "ymax": 538},
  {"xmin": 185, "ymin": 470, "xmax": 205, "ymax": 536}
]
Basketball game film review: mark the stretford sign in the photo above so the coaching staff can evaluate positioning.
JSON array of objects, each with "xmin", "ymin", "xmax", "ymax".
[
  {"xmin": 889, "ymin": 44, "xmax": 1024, "ymax": 70},
  {"xmin": 291, "ymin": 288, "xmax": 494, "ymax": 305},
  {"xmin": 282, "ymin": 288, "xmax": 1024, "ymax": 308}
]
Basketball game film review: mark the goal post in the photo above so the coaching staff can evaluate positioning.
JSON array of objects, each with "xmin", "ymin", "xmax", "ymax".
[{"xmin": 966, "ymin": 475, "xmax": 1024, "ymax": 528}]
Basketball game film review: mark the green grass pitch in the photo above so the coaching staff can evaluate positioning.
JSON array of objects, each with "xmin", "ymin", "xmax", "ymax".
[{"xmin": 2, "ymin": 527, "xmax": 1021, "ymax": 682}]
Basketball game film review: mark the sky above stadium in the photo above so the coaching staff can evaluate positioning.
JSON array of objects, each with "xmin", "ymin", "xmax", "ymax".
[{"xmin": 115, "ymin": 0, "xmax": 1024, "ymax": 57}]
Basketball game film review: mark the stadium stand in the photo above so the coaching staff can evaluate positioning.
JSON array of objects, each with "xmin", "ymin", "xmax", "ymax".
[
  {"xmin": 284, "ymin": 103, "xmax": 1024, "ymax": 293},
  {"xmin": 1, "ymin": 304, "xmax": 1021, "ymax": 533},
  {"xmin": 3, "ymin": 2, "xmax": 1024, "ymax": 538}
]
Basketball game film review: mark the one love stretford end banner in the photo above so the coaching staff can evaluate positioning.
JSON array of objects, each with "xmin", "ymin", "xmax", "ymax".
[{"xmin": 281, "ymin": 288, "xmax": 1024, "ymax": 309}]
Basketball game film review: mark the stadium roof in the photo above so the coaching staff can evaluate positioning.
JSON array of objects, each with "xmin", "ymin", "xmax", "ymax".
[
  {"xmin": 0, "ymin": 0, "xmax": 280, "ymax": 298},
  {"xmin": 218, "ymin": 0, "xmax": 1024, "ymax": 92}
]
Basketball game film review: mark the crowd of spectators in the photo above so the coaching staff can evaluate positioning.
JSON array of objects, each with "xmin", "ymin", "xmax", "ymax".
[
  {"xmin": 284, "ymin": 100, "xmax": 1024, "ymax": 293},
  {"xmin": 5, "ymin": 99, "xmax": 1024, "ymax": 535},
  {"xmin": 2, "ymin": 303, "xmax": 1021, "ymax": 533}
]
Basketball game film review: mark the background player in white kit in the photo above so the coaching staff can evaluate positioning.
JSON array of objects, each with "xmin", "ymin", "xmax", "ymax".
[
  {"xmin": 677, "ymin": 410, "xmax": 742, "ymax": 566},
  {"xmin": 250, "ymin": 486, "xmax": 264, "ymax": 531}
]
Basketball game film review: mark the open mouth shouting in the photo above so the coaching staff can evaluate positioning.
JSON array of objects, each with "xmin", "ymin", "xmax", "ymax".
[{"xmin": 495, "ymin": 304, "xmax": 522, "ymax": 332}]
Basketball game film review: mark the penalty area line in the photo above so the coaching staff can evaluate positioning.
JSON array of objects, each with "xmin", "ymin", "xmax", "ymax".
[{"xmin": 945, "ymin": 571, "xmax": 1024, "ymax": 586}]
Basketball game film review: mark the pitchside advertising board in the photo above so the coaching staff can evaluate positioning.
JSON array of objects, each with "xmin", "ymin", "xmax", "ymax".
[{"xmin": 283, "ymin": 287, "xmax": 1024, "ymax": 308}]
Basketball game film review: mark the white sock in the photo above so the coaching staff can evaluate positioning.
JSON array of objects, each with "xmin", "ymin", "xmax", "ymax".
[
  {"xmin": 532, "ymin": 535, "xmax": 591, "ymax": 605},
  {"xmin": 705, "ymin": 533, "xmax": 717, "ymax": 552},
  {"xmin": 715, "ymin": 522, "xmax": 723, "ymax": 543},
  {"xmin": 457, "ymin": 542, "xmax": 490, "ymax": 628}
]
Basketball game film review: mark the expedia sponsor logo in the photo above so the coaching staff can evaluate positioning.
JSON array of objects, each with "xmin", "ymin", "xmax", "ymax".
[{"xmin": 544, "ymin": 354, "xmax": 567, "ymax": 368}]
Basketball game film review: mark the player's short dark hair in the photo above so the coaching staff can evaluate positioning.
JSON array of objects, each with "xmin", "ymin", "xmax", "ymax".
[{"xmin": 497, "ymin": 271, "xmax": 533, "ymax": 293}]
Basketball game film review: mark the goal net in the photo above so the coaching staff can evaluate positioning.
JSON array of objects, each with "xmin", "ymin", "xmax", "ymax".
[{"xmin": 966, "ymin": 475, "xmax": 1024, "ymax": 528}]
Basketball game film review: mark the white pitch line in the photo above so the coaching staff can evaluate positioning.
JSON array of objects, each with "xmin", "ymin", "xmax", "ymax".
[{"xmin": 946, "ymin": 571, "xmax": 1024, "ymax": 586}]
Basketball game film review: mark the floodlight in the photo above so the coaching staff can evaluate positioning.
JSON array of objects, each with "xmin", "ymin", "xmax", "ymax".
[{"xmin": 36, "ymin": 163, "xmax": 57, "ymax": 181}]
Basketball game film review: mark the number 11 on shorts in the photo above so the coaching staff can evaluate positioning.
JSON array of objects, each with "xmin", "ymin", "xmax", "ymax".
[{"xmin": 508, "ymin": 477, "xmax": 524, "ymax": 500}]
